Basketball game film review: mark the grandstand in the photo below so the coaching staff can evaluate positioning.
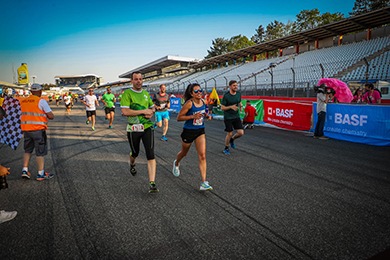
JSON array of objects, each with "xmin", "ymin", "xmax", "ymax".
[
  {"xmin": 118, "ymin": 7, "xmax": 390, "ymax": 99},
  {"xmin": 55, "ymin": 74, "xmax": 102, "ymax": 91}
]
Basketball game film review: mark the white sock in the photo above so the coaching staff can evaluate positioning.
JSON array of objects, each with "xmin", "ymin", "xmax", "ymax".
[
  {"xmin": 38, "ymin": 170, "xmax": 45, "ymax": 175},
  {"xmin": 22, "ymin": 167, "xmax": 28, "ymax": 172}
]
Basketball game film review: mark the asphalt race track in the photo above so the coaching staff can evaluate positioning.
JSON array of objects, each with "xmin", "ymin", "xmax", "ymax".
[{"xmin": 1, "ymin": 102, "xmax": 389, "ymax": 259}]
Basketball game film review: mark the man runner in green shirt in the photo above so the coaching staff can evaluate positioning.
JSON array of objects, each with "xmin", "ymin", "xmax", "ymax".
[
  {"xmin": 120, "ymin": 71, "xmax": 158, "ymax": 193},
  {"xmin": 102, "ymin": 87, "xmax": 116, "ymax": 129}
]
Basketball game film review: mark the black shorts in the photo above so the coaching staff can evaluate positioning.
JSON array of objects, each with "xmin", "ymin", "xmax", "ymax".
[
  {"xmin": 180, "ymin": 128, "xmax": 205, "ymax": 143},
  {"xmin": 104, "ymin": 107, "xmax": 115, "ymax": 114},
  {"xmin": 127, "ymin": 127, "xmax": 155, "ymax": 160},
  {"xmin": 224, "ymin": 117, "xmax": 244, "ymax": 132},
  {"xmin": 86, "ymin": 110, "xmax": 96, "ymax": 117},
  {"xmin": 23, "ymin": 130, "xmax": 48, "ymax": 156}
]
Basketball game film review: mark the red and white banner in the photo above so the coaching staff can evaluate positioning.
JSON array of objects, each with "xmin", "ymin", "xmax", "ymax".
[{"xmin": 263, "ymin": 100, "xmax": 312, "ymax": 131}]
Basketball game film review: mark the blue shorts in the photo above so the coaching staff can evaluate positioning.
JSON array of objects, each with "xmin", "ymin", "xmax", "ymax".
[{"xmin": 155, "ymin": 110, "xmax": 170, "ymax": 123}]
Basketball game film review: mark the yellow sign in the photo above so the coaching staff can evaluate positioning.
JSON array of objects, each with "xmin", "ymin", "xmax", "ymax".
[{"xmin": 17, "ymin": 63, "xmax": 29, "ymax": 85}]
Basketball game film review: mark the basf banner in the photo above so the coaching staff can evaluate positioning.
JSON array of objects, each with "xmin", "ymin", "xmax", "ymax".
[
  {"xmin": 17, "ymin": 63, "xmax": 29, "ymax": 85},
  {"xmin": 322, "ymin": 104, "xmax": 390, "ymax": 146},
  {"xmin": 313, "ymin": 103, "xmax": 390, "ymax": 146},
  {"xmin": 263, "ymin": 100, "xmax": 312, "ymax": 131}
]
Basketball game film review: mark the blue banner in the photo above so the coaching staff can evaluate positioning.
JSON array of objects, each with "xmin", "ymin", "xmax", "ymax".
[
  {"xmin": 169, "ymin": 97, "xmax": 182, "ymax": 113},
  {"xmin": 313, "ymin": 103, "xmax": 390, "ymax": 146}
]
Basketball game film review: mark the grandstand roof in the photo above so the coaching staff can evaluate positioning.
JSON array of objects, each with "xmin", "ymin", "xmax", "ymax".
[
  {"xmin": 119, "ymin": 55, "xmax": 199, "ymax": 79},
  {"xmin": 191, "ymin": 6, "xmax": 390, "ymax": 69},
  {"xmin": 54, "ymin": 74, "xmax": 100, "ymax": 79},
  {"xmin": 0, "ymin": 80, "xmax": 22, "ymax": 89}
]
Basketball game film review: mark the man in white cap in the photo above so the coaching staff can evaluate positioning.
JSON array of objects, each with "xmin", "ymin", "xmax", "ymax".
[{"xmin": 19, "ymin": 84, "xmax": 55, "ymax": 181}]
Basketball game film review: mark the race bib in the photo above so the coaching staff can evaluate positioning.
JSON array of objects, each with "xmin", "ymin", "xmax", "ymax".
[
  {"xmin": 193, "ymin": 114, "xmax": 204, "ymax": 126},
  {"xmin": 160, "ymin": 103, "xmax": 166, "ymax": 109},
  {"xmin": 127, "ymin": 124, "xmax": 144, "ymax": 132}
]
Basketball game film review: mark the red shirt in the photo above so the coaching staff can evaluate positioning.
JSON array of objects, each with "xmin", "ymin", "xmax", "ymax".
[{"xmin": 244, "ymin": 105, "xmax": 256, "ymax": 123}]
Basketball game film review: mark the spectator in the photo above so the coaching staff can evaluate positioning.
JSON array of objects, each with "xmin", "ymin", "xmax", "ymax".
[
  {"xmin": 352, "ymin": 88, "xmax": 363, "ymax": 103},
  {"xmin": 363, "ymin": 83, "xmax": 381, "ymax": 104},
  {"xmin": 326, "ymin": 88, "xmax": 338, "ymax": 103},
  {"xmin": 243, "ymin": 100, "xmax": 258, "ymax": 129},
  {"xmin": 314, "ymin": 84, "xmax": 329, "ymax": 140}
]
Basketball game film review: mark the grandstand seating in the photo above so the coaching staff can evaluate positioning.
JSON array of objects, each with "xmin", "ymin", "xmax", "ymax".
[{"xmin": 151, "ymin": 36, "xmax": 389, "ymax": 94}]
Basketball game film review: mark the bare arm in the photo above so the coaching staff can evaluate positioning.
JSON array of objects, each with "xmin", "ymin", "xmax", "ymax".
[{"xmin": 46, "ymin": 111, "xmax": 54, "ymax": 120}]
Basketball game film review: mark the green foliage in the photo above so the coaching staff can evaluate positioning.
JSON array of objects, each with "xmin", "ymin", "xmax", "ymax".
[
  {"xmin": 350, "ymin": 0, "xmax": 390, "ymax": 15},
  {"xmin": 206, "ymin": 35, "xmax": 255, "ymax": 59}
]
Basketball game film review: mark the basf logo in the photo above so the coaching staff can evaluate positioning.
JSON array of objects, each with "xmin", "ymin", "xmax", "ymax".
[{"xmin": 267, "ymin": 107, "xmax": 294, "ymax": 118}]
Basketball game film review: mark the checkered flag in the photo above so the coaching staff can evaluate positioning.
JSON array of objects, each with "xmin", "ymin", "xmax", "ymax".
[{"xmin": 0, "ymin": 96, "xmax": 23, "ymax": 150}]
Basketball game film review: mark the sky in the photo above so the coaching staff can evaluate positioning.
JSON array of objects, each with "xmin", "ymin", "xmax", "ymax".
[{"xmin": 0, "ymin": 0, "xmax": 356, "ymax": 84}]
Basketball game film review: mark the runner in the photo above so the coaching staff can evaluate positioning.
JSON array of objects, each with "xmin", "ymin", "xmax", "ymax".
[
  {"xmin": 153, "ymin": 84, "xmax": 170, "ymax": 141},
  {"xmin": 102, "ymin": 87, "xmax": 116, "ymax": 129},
  {"xmin": 172, "ymin": 83, "xmax": 213, "ymax": 191},
  {"xmin": 82, "ymin": 87, "xmax": 99, "ymax": 131},
  {"xmin": 120, "ymin": 71, "xmax": 158, "ymax": 193},
  {"xmin": 221, "ymin": 80, "xmax": 244, "ymax": 155}
]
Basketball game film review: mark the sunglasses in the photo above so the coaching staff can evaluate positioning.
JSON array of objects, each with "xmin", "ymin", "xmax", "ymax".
[{"xmin": 193, "ymin": 89, "xmax": 203, "ymax": 94}]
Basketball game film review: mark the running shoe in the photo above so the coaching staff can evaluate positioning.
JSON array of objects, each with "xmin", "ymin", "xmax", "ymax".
[
  {"xmin": 160, "ymin": 135, "xmax": 168, "ymax": 141},
  {"xmin": 21, "ymin": 171, "xmax": 31, "ymax": 179},
  {"xmin": 0, "ymin": 210, "xmax": 17, "ymax": 224},
  {"xmin": 149, "ymin": 181, "xmax": 159, "ymax": 193},
  {"xmin": 172, "ymin": 160, "xmax": 180, "ymax": 177},
  {"xmin": 319, "ymin": 136, "xmax": 329, "ymax": 140},
  {"xmin": 108, "ymin": 125, "xmax": 113, "ymax": 129},
  {"xmin": 86, "ymin": 120, "xmax": 89, "ymax": 125},
  {"xmin": 92, "ymin": 127, "xmax": 95, "ymax": 131},
  {"xmin": 36, "ymin": 172, "xmax": 54, "ymax": 181},
  {"xmin": 130, "ymin": 164, "xmax": 137, "ymax": 176},
  {"xmin": 230, "ymin": 138, "xmax": 236, "ymax": 149},
  {"xmin": 200, "ymin": 181, "xmax": 213, "ymax": 191},
  {"xmin": 223, "ymin": 148, "xmax": 230, "ymax": 155}
]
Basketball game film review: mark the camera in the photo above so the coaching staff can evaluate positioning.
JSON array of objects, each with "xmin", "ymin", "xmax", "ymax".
[
  {"xmin": 314, "ymin": 83, "xmax": 328, "ymax": 93},
  {"xmin": 0, "ymin": 176, "xmax": 8, "ymax": 190}
]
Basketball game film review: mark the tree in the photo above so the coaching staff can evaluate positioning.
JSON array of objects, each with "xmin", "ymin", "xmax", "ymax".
[
  {"xmin": 369, "ymin": 0, "xmax": 390, "ymax": 10},
  {"xmin": 205, "ymin": 35, "xmax": 255, "ymax": 58},
  {"xmin": 227, "ymin": 35, "xmax": 255, "ymax": 52},
  {"xmin": 251, "ymin": 25, "xmax": 265, "ymax": 44},
  {"xmin": 284, "ymin": 20, "xmax": 298, "ymax": 36},
  {"xmin": 295, "ymin": 9, "xmax": 321, "ymax": 31},
  {"xmin": 350, "ymin": 0, "xmax": 389, "ymax": 16},
  {"xmin": 350, "ymin": 0, "xmax": 371, "ymax": 15},
  {"xmin": 264, "ymin": 20, "xmax": 285, "ymax": 41},
  {"xmin": 320, "ymin": 12, "xmax": 344, "ymax": 25},
  {"xmin": 205, "ymin": 38, "xmax": 230, "ymax": 58}
]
